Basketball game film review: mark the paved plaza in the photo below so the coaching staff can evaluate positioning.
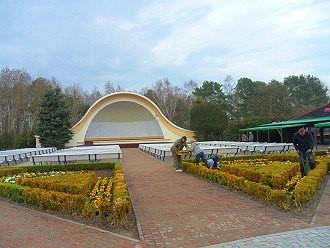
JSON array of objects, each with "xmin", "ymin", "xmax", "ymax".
[{"xmin": 0, "ymin": 148, "xmax": 329, "ymax": 247}]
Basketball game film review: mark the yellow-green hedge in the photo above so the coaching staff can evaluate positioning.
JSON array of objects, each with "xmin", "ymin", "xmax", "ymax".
[
  {"xmin": 0, "ymin": 182, "xmax": 86, "ymax": 214},
  {"xmin": 17, "ymin": 172, "xmax": 97, "ymax": 196},
  {"xmin": 21, "ymin": 187, "xmax": 86, "ymax": 214},
  {"xmin": 183, "ymin": 162, "xmax": 272, "ymax": 202},
  {"xmin": 0, "ymin": 162, "xmax": 131, "ymax": 225},
  {"xmin": 293, "ymin": 159, "xmax": 328, "ymax": 206},
  {"xmin": 221, "ymin": 162, "xmax": 299, "ymax": 189},
  {"xmin": 266, "ymin": 153, "xmax": 298, "ymax": 162},
  {"xmin": 183, "ymin": 156, "xmax": 329, "ymax": 210},
  {"xmin": 0, "ymin": 162, "xmax": 115, "ymax": 177},
  {"xmin": 109, "ymin": 164, "xmax": 130, "ymax": 224}
]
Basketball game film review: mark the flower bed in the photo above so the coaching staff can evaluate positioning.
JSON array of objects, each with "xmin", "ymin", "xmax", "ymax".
[
  {"xmin": 17, "ymin": 172, "xmax": 97, "ymax": 195},
  {"xmin": 0, "ymin": 162, "xmax": 131, "ymax": 225},
  {"xmin": 183, "ymin": 154, "xmax": 329, "ymax": 210},
  {"xmin": 221, "ymin": 161, "xmax": 299, "ymax": 189}
]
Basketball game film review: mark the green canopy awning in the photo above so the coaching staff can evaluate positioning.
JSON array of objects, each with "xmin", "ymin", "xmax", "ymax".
[
  {"xmin": 240, "ymin": 116, "xmax": 330, "ymax": 132},
  {"xmin": 240, "ymin": 123, "xmax": 304, "ymax": 132},
  {"xmin": 258, "ymin": 116, "xmax": 330, "ymax": 127},
  {"xmin": 315, "ymin": 121, "xmax": 330, "ymax": 128}
]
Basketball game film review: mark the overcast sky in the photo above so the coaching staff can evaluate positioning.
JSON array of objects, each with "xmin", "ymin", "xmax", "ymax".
[{"xmin": 1, "ymin": 0, "xmax": 329, "ymax": 92}]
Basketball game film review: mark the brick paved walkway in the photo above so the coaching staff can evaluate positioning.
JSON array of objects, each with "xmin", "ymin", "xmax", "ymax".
[
  {"xmin": 311, "ymin": 175, "xmax": 330, "ymax": 226},
  {"xmin": 0, "ymin": 200, "xmax": 138, "ymax": 248},
  {"xmin": 121, "ymin": 149, "xmax": 329, "ymax": 247},
  {"xmin": 0, "ymin": 148, "xmax": 329, "ymax": 248},
  {"xmin": 206, "ymin": 226, "xmax": 330, "ymax": 248}
]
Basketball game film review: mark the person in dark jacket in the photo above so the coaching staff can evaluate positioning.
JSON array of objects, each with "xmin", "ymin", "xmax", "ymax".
[{"xmin": 293, "ymin": 128, "xmax": 316, "ymax": 176}]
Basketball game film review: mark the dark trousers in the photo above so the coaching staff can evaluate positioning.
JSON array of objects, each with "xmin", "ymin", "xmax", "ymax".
[{"xmin": 298, "ymin": 151, "xmax": 316, "ymax": 176}]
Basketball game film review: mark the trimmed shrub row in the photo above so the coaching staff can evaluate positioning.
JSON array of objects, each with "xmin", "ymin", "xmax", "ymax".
[
  {"xmin": 110, "ymin": 164, "xmax": 131, "ymax": 224},
  {"xmin": 221, "ymin": 162, "xmax": 300, "ymax": 189},
  {"xmin": 17, "ymin": 172, "xmax": 97, "ymax": 195},
  {"xmin": 293, "ymin": 160, "xmax": 328, "ymax": 207},
  {"xmin": 0, "ymin": 162, "xmax": 116, "ymax": 177},
  {"xmin": 182, "ymin": 156, "xmax": 329, "ymax": 210},
  {"xmin": 0, "ymin": 162, "xmax": 130, "ymax": 224}
]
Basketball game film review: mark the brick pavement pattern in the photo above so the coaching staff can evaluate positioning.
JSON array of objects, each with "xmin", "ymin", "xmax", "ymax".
[
  {"xmin": 311, "ymin": 178, "xmax": 330, "ymax": 226},
  {"xmin": 121, "ymin": 148, "xmax": 327, "ymax": 247},
  {"xmin": 0, "ymin": 148, "xmax": 329, "ymax": 248},
  {"xmin": 0, "ymin": 200, "xmax": 138, "ymax": 248},
  {"xmin": 206, "ymin": 226, "xmax": 330, "ymax": 248}
]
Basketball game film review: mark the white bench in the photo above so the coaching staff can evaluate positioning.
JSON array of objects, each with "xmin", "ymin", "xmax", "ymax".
[{"xmin": 31, "ymin": 145, "xmax": 122, "ymax": 164}]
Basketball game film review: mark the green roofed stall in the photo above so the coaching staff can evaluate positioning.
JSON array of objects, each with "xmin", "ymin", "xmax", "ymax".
[
  {"xmin": 240, "ymin": 123, "xmax": 304, "ymax": 132},
  {"xmin": 315, "ymin": 121, "xmax": 330, "ymax": 128},
  {"xmin": 258, "ymin": 116, "xmax": 330, "ymax": 127},
  {"xmin": 240, "ymin": 123, "xmax": 305, "ymax": 142},
  {"xmin": 239, "ymin": 116, "xmax": 330, "ymax": 143}
]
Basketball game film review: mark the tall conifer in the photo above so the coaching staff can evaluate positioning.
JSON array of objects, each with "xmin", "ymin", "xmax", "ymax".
[{"xmin": 36, "ymin": 87, "xmax": 72, "ymax": 149}]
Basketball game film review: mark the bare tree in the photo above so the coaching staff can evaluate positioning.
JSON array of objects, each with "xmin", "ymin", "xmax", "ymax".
[
  {"xmin": 84, "ymin": 86, "xmax": 103, "ymax": 106},
  {"xmin": 63, "ymin": 83, "xmax": 90, "ymax": 125},
  {"xmin": 140, "ymin": 78, "xmax": 195, "ymax": 128},
  {"xmin": 150, "ymin": 79, "xmax": 182, "ymax": 121},
  {"xmin": 0, "ymin": 68, "xmax": 31, "ymax": 134},
  {"xmin": 63, "ymin": 83, "xmax": 85, "ymax": 98},
  {"xmin": 222, "ymin": 75, "xmax": 236, "ymax": 95},
  {"xmin": 104, "ymin": 81, "xmax": 124, "ymax": 94}
]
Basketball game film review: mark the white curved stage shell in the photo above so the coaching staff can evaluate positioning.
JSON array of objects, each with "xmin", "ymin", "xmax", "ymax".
[{"xmin": 67, "ymin": 92, "xmax": 195, "ymax": 147}]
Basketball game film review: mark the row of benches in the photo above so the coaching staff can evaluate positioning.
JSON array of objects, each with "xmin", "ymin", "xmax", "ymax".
[
  {"xmin": 198, "ymin": 141, "xmax": 296, "ymax": 154},
  {"xmin": 236, "ymin": 144, "xmax": 293, "ymax": 154},
  {"xmin": 31, "ymin": 145, "xmax": 122, "ymax": 165},
  {"xmin": 139, "ymin": 143, "xmax": 241, "ymax": 162},
  {"xmin": 139, "ymin": 142, "xmax": 297, "ymax": 162},
  {"xmin": 0, "ymin": 146, "xmax": 122, "ymax": 166},
  {"xmin": 0, "ymin": 147, "xmax": 57, "ymax": 166},
  {"xmin": 1, "ymin": 142, "xmax": 296, "ymax": 166}
]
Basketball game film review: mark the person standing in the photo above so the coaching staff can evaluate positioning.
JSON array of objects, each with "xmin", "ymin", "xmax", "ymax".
[
  {"xmin": 248, "ymin": 132, "xmax": 254, "ymax": 142},
  {"xmin": 171, "ymin": 136, "xmax": 188, "ymax": 172},
  {"xmin": 189, "ymin": 140, "xmax": 207, "ymax": 166},
  {"xmin": 293, "ymin": 128, "xmax": 316, "ymax": 176}
]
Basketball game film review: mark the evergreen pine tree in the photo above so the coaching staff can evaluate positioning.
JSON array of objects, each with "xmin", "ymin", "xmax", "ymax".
[{"xmin": 36, "ymin": 87, "xmax": 73, "ymax": 149}]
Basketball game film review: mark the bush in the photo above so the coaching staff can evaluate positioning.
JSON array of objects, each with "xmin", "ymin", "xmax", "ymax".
[
  {"xmin": 21, "ymin": 187, "xmax": 86, "ymax": 214},
  {"xmin": 266, "ymin": 153, "xmax": 298, "ymax": 162},
  {"xmin": 183, "ymin": 155, "xmax": 329, "ymax": 210},
  {"xmin": 268, "ymin": 190, "xmax": 292, "ymax": 210},
  {"xmin": 0, "ymin": 162, "xmax": 115, "ymax": 177},
  {"xmin": 293, "ymin": 159, "xmax": 328, "ymax": 206},
  {"xmin": 109, "ymin": 164, "xmax": 130, "ymax": 224},
  {"xmin": 221, "ymin": 162, "xmax": 299, "ymax": 189},
  {"xmin": 0, "ymin": 183, "xmax": 24, "ymax": 202},
  {"xmin": 0, "ymin": 161, "xmax": 131, "ymax": 225},
  {"xmin": 18, "ymin": 172, "xmax": 97, "ymax": 195}
]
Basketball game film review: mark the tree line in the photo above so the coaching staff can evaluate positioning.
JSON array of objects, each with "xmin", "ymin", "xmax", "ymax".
[{"xmin": 0, "ymin": 67, "xmax": 328, "ymax": 149}]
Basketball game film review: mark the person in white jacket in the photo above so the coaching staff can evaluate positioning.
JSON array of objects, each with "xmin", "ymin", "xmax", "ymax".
[{"xmin": 189, "ymin": 140, "xmax": 207, "ymax": 167}]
